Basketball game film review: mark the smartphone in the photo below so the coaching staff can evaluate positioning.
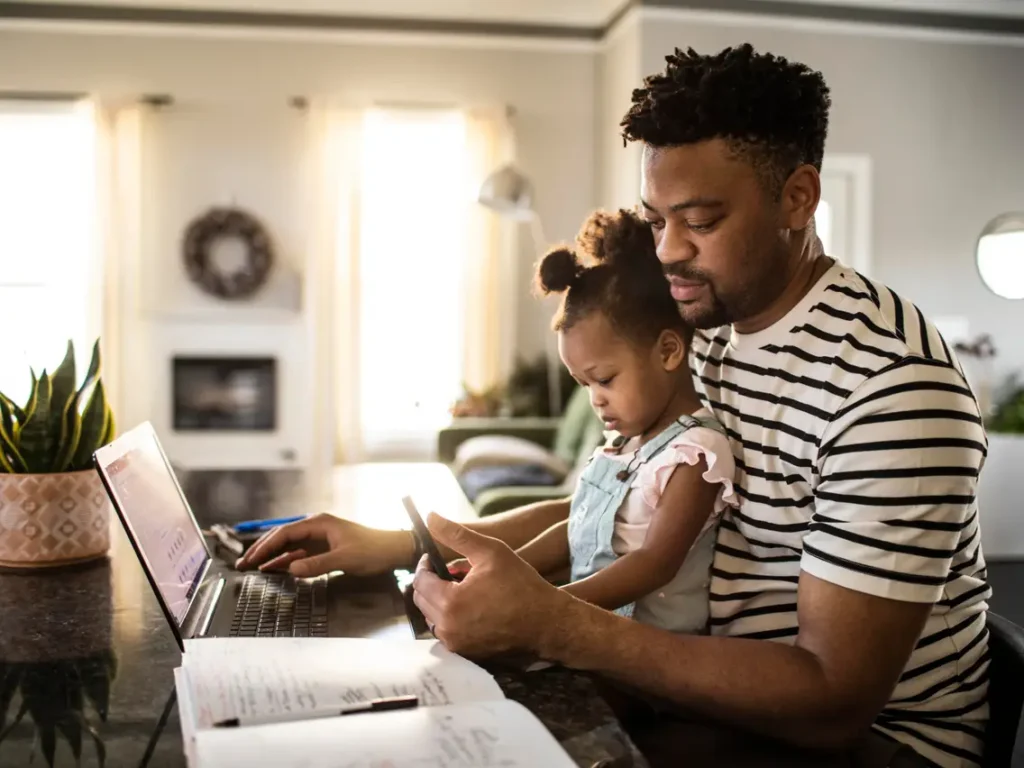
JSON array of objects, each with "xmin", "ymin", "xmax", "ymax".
[{"xmin": 402, "ymin": 496, "xmax": 456, "ymax": 581}]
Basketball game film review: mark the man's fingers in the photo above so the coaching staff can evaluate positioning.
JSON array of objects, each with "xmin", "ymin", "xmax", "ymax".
[
  {"xmin": 426, "ymin": 513, "xmax": 503, "ymax": 565},
  {"xmin": 287, "ymin": 552, "xmax": 339, "ymax": 578},
  {"xmin": 238, "ymin": 520, "xmax": 314, "ymax": 567},
  {"xmin": 413, "ymin": 554, "xmax": 456, "ymax": 609},
  {"xmin": 257, "ymin": 549, "xmax": 308, "ymax": 573}
]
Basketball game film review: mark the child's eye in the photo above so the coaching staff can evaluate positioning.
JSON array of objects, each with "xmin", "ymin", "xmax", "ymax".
[{"xmin": 595, "ymin": 375, "xmax": 615, "ymax": 387}]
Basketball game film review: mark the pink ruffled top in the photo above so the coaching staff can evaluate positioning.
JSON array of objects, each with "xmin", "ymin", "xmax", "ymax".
[{"xmin": 601, "ymin": 408, "xmax": 739, "ymax": 556}]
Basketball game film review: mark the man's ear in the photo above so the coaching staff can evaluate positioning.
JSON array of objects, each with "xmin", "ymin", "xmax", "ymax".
[
  {"xmin": 780, "ymin": 164, "xmax": 820, "ymax": 231},
  {"xmin": 658, "ymin": 329, "xmax": 688, "ymax": 372}
]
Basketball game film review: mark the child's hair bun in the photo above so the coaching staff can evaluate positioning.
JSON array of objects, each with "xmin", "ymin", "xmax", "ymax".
[{"xmin": 535, "ymin": 246, "xmax": 581, "ymax": 295}]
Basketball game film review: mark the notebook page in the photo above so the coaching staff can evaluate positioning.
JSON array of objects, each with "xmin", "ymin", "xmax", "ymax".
[
  {"xmin": 193, "ymin": 699, "xmax": 576, "ymax": 768},
  {"xmin": 173, "ymin": 667, "xmax": 199, "ymax": 768},
  {"xmin": 181, "ymin": 638, "xmax": 504, "ymax": 729}
]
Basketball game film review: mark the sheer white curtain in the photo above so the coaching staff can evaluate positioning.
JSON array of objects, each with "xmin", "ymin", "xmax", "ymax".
[
  {"xmin": 94, "ymin": 101, "xmax": 144, "ymax": 426},
  {"xmin": 0, "ymin": 100, "xmax": 100, "ymax": 406},
  {"xmin": 313, "ymin": 104, "xmax": 516, "ymax": 463},
  {"xmin": 303, "ymin": 103, "xmax": 364, "ymax": 472}
]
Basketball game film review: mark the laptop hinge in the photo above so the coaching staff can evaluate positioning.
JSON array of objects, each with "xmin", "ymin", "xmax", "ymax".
[{"xmin": 197, "ymin": 577, "xmax": 225, "ymax": 638}]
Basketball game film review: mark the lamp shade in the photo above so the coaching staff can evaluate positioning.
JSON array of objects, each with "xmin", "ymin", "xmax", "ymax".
[{"xmin": 478, "ymin": 163, "xmax": 535, "ymax": 220}]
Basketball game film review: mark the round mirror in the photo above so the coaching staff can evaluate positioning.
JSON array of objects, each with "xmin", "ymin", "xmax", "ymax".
[{"xmin": 977, "ymin": 213, "xmax": 1024, "ymax": 300}]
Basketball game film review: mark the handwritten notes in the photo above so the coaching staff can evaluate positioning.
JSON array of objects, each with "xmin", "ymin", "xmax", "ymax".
[
  {"xmin": 180, "ymin": 638, "xmax": 504, "ymax": 728},
  {"xmin": 192, "ymin": 700, "xmax": 576, "ymax": 768}
]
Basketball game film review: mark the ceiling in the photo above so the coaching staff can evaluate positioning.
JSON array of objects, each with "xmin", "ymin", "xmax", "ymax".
[
  {"xmin": 6, "ymin": 0, "xmax": 630, "ymax": 27},
  {"xmin": 5, "ymin": 0, "xmax": 1024, "ymax": 32}
]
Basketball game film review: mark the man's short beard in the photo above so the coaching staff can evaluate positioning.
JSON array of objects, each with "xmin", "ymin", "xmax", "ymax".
[
  {"xmin": 672, "ymin": 240, "xmax": 792, "ymax": 329},
  {"xmin": 677, "ymin": 296, "xmax": 733, "ymax": 329}
]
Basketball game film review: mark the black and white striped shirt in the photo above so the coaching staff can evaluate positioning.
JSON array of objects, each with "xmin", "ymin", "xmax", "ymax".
[{"xmin": 694, "ymin": 262, "xmax": 990, "ymax": 767}]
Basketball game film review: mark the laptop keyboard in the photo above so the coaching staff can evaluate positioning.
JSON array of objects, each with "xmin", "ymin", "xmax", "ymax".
[{"xmin": 230, "ymin": 573, "xmax": 329, "ymax": 638}]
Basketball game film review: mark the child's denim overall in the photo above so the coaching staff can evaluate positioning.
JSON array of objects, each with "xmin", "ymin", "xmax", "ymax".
[{"xmin": 567, "ymin": 414, "xmax": 726, "ymax": 631}]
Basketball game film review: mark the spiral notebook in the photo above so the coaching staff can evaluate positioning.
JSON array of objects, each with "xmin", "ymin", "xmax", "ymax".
[{"xmin": 173, "ymin": 637, "xmax": 576, "ymax": 768}]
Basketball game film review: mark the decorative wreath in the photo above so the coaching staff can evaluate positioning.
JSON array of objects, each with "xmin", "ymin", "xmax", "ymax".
[{"xmin": 183, "ymin": 207, "xmax": 274, "ymax": 299}]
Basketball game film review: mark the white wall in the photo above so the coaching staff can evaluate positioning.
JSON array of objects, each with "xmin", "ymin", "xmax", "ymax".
[
  {"xmin": 597, "ymin": 18, "xmax": 643, "ymax": 210},
  {"xmin": 0, "ymin": 28, "xmax": 598, "ymax": 366},
  {"xmin": 639, "ymin": 15, "xmax": 1024, "ymax": 378}
]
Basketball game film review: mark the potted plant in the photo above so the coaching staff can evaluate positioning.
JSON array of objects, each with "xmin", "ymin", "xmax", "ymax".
[{"xmin": 0, "ymin": 340, "xmax": 116, "ymax": 569}]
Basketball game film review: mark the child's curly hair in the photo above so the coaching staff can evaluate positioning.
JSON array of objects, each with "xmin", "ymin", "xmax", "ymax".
[{"xmin": 535, "ymin": 209, "xmax": 690, "ymax": 346}]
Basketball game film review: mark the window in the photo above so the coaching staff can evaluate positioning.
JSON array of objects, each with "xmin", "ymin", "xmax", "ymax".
[
  {"xmin": 818, "ymin": 155, "xmax": 871, "ymax": 276},
  {"xmin": 356, "ymin": 109, "xmax": 471, "ymax": 457},
  {"xmin": 0, "ymin": 101, "xmax": 98, "ymax": 405}
]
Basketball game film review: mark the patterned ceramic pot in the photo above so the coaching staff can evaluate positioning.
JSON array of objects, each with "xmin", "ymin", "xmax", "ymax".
[{"xmin": 0, "ymin": 471, "xmax": 112, "ymax": 569}]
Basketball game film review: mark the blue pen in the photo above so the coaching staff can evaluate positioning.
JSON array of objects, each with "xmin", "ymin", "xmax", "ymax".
[{"xmin": 233, "ymin": 515, "xmax": 306, "ymax": 534}]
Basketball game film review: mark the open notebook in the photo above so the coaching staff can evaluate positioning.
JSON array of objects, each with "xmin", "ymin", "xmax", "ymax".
[{"xmin": 174, "ymin": 637, "xmax": 576, "ymax": 768}]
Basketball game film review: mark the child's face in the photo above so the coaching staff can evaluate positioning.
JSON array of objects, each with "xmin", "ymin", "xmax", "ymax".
[{"xmin": 559, "ymin": 312, "xmax": 684, "ymax": 438}]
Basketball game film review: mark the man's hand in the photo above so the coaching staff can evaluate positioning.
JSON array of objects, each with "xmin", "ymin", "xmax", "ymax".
[
  {"xmin": 236, "ymin": 513, "xmax": 413, "ymax": 577},
  {"xmin": 411, "ymin": 513, "xmax": 569, "ymax": 657}
]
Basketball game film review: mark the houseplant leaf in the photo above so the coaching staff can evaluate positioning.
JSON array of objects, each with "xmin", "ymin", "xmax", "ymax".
[
  {"xmin": 17, "ymin": 371, "xmax": 52, "ymax": 473},
  {"xmin": 70, "ymin": 381, "xmax": 109, "ymax": 472},
  {"xmin": 56, "ymin": 341, "xmax": 104, "ymax": 472},
  {"xmin": 48, "ymin": 342, "xmax": 76, "ymax": 449},
  {"xmin": 0, "ymin": 413, "xmax": 28, "ymax": 473},
  {"xmin": 0, "ymin": 395, "xmax": 15, "ymax": 439},
  {"xmin": 0, "ymin": 391, "xmax": 25, "ymax": 428},
  {"xmin": 21, "ymin": 369, "xmax": 39, "ymax": 426}
]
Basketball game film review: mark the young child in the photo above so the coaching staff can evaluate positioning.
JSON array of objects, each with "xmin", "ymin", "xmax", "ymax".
[{"xmin": 515, "ymin": 209, "xmax": 738, "ymax": 633}]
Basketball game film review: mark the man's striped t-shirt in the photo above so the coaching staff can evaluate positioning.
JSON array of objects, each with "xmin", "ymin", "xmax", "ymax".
[{"xmin": 693, "ymin": 262, "xmax": 990, "ymax": 767}]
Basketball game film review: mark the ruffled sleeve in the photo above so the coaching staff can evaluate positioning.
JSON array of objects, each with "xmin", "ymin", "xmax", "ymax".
[{"xmin": 637, "ymin": 423, "xmax": 739, "ymax": 521}]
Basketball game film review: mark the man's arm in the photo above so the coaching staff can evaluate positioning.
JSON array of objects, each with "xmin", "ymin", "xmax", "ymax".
[
  {"xmin": 542, "ymin": 574, "xmax": 929, "ymax": 748},
  {"xmin": 564, "ymin": 460, "xmax": 717, "ymax": 611},
  {"xmin": 440, "ymin": 497, "xmax": 571, "ymax": 561}
]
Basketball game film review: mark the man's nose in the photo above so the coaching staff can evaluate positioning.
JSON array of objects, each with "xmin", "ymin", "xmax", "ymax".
[{"xmin": 656, "ymin": 224, "xmax": 697, "ymax": 266}]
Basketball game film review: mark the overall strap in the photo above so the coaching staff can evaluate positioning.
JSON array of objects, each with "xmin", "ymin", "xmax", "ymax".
[
  {"xmin": 636, "ymin": 415, "xmax": 699, "ymax": 463},
  {"xmin": 690, "ymin": 414, "xmax": 727, "ymax": 437}
]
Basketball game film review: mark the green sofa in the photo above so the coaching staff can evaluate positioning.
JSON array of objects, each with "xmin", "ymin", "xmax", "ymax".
[{"xmin": 437, "ymin": 387, "xmax": 604, "ymax": 517}]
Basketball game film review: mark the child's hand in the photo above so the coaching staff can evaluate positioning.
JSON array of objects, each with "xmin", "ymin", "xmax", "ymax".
[{"xmin": 448, "ymin": 557, "xmax": 472, "ymax": 579}]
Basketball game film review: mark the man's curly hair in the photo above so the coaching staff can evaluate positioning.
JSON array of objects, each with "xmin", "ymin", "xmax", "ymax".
[{"xmin": 622, "ymin": 44, "xmax": 831, "ymax": 198}]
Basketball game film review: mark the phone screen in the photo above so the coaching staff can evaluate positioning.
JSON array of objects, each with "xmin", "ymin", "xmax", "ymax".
[{"xmin": 401, "ymin": 496, "xmax": 456, "ymax": 581}]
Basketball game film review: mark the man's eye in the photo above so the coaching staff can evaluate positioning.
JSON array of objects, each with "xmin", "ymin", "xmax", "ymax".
[
  {"xmin": 645, "ymin": 219, "xmax": 665, "ymax": 231},
  {"xmin": 688, "ymin": 220, "xmax": 718, "ymax": 233}
]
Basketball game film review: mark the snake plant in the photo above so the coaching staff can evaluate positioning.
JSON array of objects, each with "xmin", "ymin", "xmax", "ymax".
[{"xmin": 0, "ymin": 340, "xmax": 115, "ymax": 474}]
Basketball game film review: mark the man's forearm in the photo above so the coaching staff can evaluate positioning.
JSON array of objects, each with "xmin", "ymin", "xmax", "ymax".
[
  {"xmin": 438, "ymin": 497, "xmax": 571, "ymax": 561},
  {"xmin": 538, "ymin": 596, "xmax": 867, "ymax": 749}
]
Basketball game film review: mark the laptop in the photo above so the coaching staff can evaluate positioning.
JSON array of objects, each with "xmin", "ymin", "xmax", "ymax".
[{"xmin": 94, "ymin": 421, "xmax": 413, "ymax": 651}]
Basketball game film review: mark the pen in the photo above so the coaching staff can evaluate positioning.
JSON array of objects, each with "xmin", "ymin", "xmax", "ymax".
[
  {"xmin": 232, "ymin": 515, "xmax": 306, "ymax": 534},
  {"xmin": 212, "ymin": 695, "xmax": 420, "ymax": 728}
]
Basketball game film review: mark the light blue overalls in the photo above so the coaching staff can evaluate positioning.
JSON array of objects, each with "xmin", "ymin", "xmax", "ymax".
[{"xmin": 567, "ymin": 414, "xmax": 726, "ymax": 633}]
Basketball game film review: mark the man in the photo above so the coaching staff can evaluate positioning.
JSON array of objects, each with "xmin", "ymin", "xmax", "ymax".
[{"xmin": 241, "ymin": 45, "xmax": 989, "ymax": 767}]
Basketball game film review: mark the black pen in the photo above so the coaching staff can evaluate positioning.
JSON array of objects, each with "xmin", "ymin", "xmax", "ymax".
[{"xmin": 212, "ymin": 695, "xmax": 420, "ymax": 728}]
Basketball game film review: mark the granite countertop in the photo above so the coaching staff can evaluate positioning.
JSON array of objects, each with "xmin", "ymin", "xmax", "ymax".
[{"xmin": 0, "ymin": 469, "xmax": 649, "ymax": 768}]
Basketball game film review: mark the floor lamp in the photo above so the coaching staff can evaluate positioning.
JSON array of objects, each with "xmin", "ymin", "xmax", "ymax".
[{"xmin": 478, "ymin": 163, "xmax": 563, "ymax": 417}]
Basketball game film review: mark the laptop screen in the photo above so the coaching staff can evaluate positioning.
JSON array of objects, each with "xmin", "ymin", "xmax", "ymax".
[{"xmin": 97, "ymin": 426, "xmax": 210, "ymax": 627}]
